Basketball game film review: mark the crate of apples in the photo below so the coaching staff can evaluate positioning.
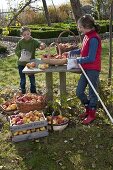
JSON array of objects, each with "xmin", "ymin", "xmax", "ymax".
[
  {"xmin": 11, "ymin": 126, "xmax": 48, "ymax": 142},
  {"xmin": 9, "ymin": 110, "xmax": 48, "ymax": 142},
  {"xmin": 9, "ymin": 110, "xmax": 47, "ymax": 128},
  {"xmin": 47, "ymin": 115, "xmax": 69, "ymax": 131}
]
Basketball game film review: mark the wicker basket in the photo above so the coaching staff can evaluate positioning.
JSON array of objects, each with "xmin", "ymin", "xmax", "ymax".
[
  {"xmin": 16, "ymin": 102, "xmax": 46, "ymax": 113},
  {"xmin": 41, "ymin": 57, "xmax": 67, "ymax": 66},
  {"xmin": 0, "ymin": 101, "xmax": 17, "ymax": 115},
  {"xmin": 16, "ymin": 95, "xmax": 47, "ymax": 113},
  {"xmin": 41, "ymin": 42, "xmax": 67, "ymax": 65},
  {"xmin": 56, "ymin": 30, "xmax": 78, "ymax": 54}
]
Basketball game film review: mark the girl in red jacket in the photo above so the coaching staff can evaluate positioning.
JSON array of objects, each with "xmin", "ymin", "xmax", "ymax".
[{"xmin": 70, "ymin": 15, "xmax": 102, "ymax": 125}]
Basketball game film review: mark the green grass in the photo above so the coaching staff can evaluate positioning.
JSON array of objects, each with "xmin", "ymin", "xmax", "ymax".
[{"xmin": 0, "ymin": 40, "xmax": 113, "ymax": 170}]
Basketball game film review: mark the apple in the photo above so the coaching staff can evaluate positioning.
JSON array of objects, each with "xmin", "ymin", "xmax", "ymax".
[
  {"xmin": 11, "ymin": 118, "xmax": 17, "ymax": 125},
  {"xmin": 40, "ymin": 127, "xmax": 46, "ymax": 131},
  {"xmin": 26, "ymin": 63, "xmax": 31, "ymax": 68},
  {"xmin": 13, "ymin": 131, "xmax": 19, "ymax": 136},
  {"xmin": 26, "ymin": 130, "xmax": 31, "ymax": 134},
  {"xmin": 25, "ymin": 112, "xmax": 30, "ymax": 118},
  {"xmin": 35, "ymin": 116, "xmax": 40, "ymax": 121},
  {"xmin": 30, "ymin": 62, "xmax": 36, "ymax": 68},
  {"xmin": 15, "ymin": 117, "xmax": 21, "ymax": 122},
  {"xmin": 31, "ymin": 128, "xmax": 36, "ymax": 132},
  {"xmin": 43, "ymin": 54, "xmax": 48, "ymax": 58},
  {"xmin": 26, "ymin": 118, "xmax": 31, "ymax": 123},
  {"xmin": 16, "ymin": 119, "xmax": 24, "ymax": 125},
  {"xmin": 22, "ymin": 130, "xmax": 27, "ymax": 134},
  {"xmin": 35, "ymin": 128, "xmax": 40, "ymax": 132},
  {"xmin": 23, "ymin": 117, "xmax": 27, "ymax": 123},
  {"xmin": 34, "ymin": 110, "xmax": 40, "ymax": 116},
  {"xmin": 30, "ymin": 116, "xmax": 36, "ymax": 122},
  {"xmin": 18, "ymin": 131, "xmax": 24, "ymax": 135}
]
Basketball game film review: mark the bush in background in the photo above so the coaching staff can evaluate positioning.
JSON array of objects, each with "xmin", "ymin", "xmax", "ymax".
[{"xmin": 0, "ymin": 42, "xmax": 7, "ymax": 53}]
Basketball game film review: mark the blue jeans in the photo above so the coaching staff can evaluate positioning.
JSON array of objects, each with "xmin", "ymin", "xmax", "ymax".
[
  {"xmin": 18, "ymin": 65, "xmax": 36, "ymax": 94},
  {"xmin": 76, "ymin": 70, "xmax": 99, "ymax": 109}
]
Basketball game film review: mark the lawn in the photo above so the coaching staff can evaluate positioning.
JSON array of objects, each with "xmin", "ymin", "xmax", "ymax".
[{"xmin": 0, "ymin": 40, "xmax": 113, "ymax": 170}]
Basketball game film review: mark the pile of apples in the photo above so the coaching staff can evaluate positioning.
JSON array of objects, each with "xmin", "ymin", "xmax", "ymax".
[
  {"xmin": 47, "ymin": 115, "xmax": 69, "ymax": 125},
  {"xmin": 58, "ymin": 43, "xmax": 77, "ymax": 49},
  {"xmin": 13, "ymin": 127, "xmax": 46, "ymax": 136},
  {"xmin": 42, "ymin": 53, "xmax": 67, "ymax": 59},
  {"xmin": 10, "ymin": 110, "xmax": 45, "ymax": 126},
  {"xmin": 1, "ymin": 101, "xmax": 17, "ymax": 111},
  {"xmin": 16, "ymin": 93, "xmax": 46, "ymax": 104},
  {"xmin": 38, "ymin": 63, "xmax": 49, "ymax": 70},
  {"xmin": 26, "ymin": 62, "xmax": 36, "ymax": 69}
]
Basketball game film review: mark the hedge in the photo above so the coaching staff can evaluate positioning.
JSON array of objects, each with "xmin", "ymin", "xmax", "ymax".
[{"xmin": 1, "ymin": 20, "xmax": 112, "ymax": 39}]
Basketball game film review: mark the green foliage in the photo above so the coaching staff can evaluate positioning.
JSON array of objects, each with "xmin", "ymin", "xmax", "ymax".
[
  {"xmin": 0, "ymin": 28, "xmax": 2, "ymax": 34},
  {"xmin": 2, "ymin": 27, "xmax": 9, "ymax": 36},
  {"xmin": 1, "ymin": 20, "xmax": 110, "ymax": 39}
]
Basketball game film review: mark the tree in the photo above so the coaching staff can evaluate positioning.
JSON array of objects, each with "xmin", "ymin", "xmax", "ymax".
[
  {"xmin": 6, "ymin": 0, "xmax": 51, "ymax": 27},
  {"xmin": 7, "ymin": 0, "xmax": 33, "ymax": 26},
  {"xmin": 70, "ymin": 0, "xmax": 84, "ymax": 23},
  {"xmin": 42, "ymin": 0, "xmax": 51, "ymax": 26}
]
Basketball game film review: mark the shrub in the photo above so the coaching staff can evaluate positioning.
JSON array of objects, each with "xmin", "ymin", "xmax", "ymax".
[{"xmin": 0, "ymin": 42, "xmax": 7, "ymax": 53}]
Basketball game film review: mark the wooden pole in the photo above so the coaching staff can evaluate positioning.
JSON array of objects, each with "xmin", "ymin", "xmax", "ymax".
[{"xmin": 108, "ymin": 2, "xmax": 113, "ymax": 85}]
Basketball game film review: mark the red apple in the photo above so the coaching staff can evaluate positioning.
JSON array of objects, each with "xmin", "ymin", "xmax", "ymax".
[{"xmin": 16, "ymin": 119, "xmax": 24, "ymax": 125}]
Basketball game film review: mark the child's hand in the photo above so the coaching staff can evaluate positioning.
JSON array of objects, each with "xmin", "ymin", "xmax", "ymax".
[
  {"xmin": 39, "ymin": 43, "xmax": 46, "ymax": 50},
  {"xmin": 76, "ymin": 57, "xmax": 82, "ymax": 64}
]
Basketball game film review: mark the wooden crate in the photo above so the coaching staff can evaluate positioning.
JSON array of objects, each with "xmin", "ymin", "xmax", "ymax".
[
  {"xmin": 9, "ymin": 112, "xmax": 48, "ymax": 142},
  {"xmin": 12, "ymin": 129, "xmax": 48, "ymax": 142}
]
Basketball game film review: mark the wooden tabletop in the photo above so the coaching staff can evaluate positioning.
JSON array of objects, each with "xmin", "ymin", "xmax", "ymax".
[{"xmin": 22, "ymin": 58, "xmax": 81, "ymax": 74}]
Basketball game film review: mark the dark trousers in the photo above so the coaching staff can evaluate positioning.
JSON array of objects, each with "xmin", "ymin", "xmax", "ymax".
[
  {"xmin": 18, "ymin": 65, "xmax": 36, "ymax": 94},
  {"xmin": 76, "ymin": 70, "xmax": 99, "ymax": 109}
]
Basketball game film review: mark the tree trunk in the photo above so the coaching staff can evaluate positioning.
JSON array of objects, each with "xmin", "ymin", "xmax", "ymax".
[
  {"xmin": 108, "ymin": 2, "xmax": 113, "ymax": 85},
  {"xmin": 70, "ymin": 0, "xmax": 84, "ymax": 23},
  {"xmin": 70, "ymin": 0, "xmax": 84, "ymax": 42},
  {"xmin": 42, "ymin": 0, "xmax": 51, "ymax": 26}
]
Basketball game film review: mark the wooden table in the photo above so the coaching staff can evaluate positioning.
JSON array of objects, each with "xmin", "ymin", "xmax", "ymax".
[{"xmin": 22, "ymin": 59, "xmax": 81, "ymax": 104}]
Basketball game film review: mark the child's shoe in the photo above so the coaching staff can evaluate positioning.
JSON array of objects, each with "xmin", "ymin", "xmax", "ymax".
[{"xmin": 82, "ymin": 108, "xmax": 96, "ymax": 125}]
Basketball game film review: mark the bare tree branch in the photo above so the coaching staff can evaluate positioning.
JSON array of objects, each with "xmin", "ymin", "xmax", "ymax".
[{"xmin": 7, "ymin": 0, "xmax": 37, "ymax": 26}]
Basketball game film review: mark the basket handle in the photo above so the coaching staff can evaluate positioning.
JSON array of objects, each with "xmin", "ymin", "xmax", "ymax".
[
  {"xmin": 56, "ymin": 30, "xmax": 77, "ymax": 45},
  {"xmin": 47, "ymin": 42, "xmax": 61, "ymax": 56}
]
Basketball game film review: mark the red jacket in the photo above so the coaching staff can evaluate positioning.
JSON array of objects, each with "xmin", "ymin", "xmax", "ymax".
[{"xmin": 80, "ymin": 30, "xmax": 101, "ymax": 71}]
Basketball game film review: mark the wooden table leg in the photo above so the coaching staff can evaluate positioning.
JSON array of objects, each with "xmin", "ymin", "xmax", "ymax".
[
  {"xmin": 46, "ymin": 72, "xmax": 53, "ymax": 103},
  {"xmin": 59, "ymin": 72, "xmax": 66, "ymax": 105}
]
